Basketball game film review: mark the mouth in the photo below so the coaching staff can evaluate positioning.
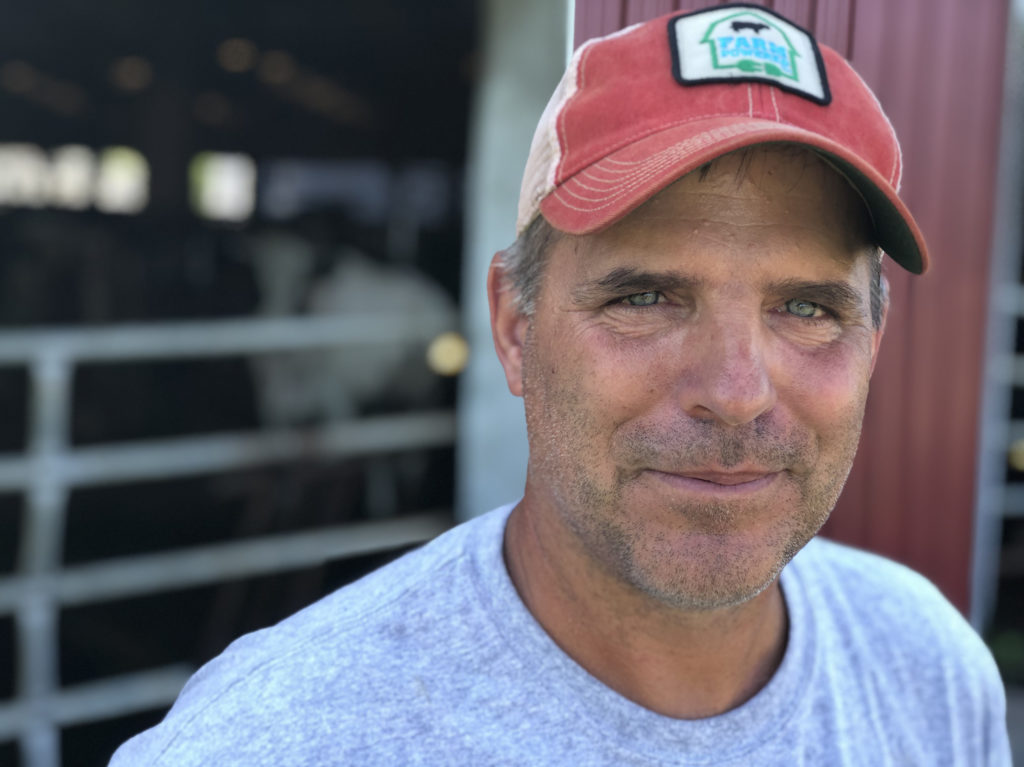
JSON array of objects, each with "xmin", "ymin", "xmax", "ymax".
[{"xmin": 645, "ymin": 468, "xmax": 782, "ymax": 495}]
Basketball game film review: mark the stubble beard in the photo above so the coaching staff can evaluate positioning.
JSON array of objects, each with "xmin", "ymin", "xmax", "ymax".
[{"xmin": 521, "ymin": 337, "xmax": 867, "ymax": 613}]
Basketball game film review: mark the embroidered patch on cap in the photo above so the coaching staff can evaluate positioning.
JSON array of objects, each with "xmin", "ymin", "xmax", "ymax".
[{"xmin": 669, "ymin": 4, "xmax": 831, "ymax": 105}]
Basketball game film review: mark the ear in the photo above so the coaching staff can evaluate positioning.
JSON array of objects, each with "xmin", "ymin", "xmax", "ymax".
[
  {"xmin": 488, "ymin": 252, "xmax": 530, "ymax": 397},
  {"xmin": 869, "ymin": 274, "xmax": 889, "ymax": 376}
]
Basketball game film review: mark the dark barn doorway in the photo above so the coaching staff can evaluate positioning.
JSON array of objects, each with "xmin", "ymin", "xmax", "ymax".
[{"xmin": 0, "ymin": 3, "xmax": 477, "ymax": 765}]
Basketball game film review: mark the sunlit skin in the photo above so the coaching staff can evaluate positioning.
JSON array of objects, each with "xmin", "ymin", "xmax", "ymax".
[{"xmin": 488, "ymin": 147, "xmax": 887, "ymax": 719}]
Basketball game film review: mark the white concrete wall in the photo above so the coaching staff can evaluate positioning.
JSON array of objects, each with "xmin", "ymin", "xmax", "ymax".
[{"xmin": 456, "ymin": 0, "xmax": 570, "ymax": 520}]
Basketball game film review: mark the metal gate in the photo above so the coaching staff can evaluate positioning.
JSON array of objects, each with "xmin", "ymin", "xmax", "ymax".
[{"xmin": 0, "ymin": 313, "xmax": 456, "ymax": 766}]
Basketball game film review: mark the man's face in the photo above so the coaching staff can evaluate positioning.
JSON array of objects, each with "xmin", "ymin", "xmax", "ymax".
[{"xmin": 505, "ymin": 147, "xmax": 885, "ymax": 612}]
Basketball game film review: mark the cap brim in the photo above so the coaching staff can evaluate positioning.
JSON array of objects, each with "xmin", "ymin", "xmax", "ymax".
[{"xmin": 539, "ymin": 118, "xmax": 928, "ymax": 274}]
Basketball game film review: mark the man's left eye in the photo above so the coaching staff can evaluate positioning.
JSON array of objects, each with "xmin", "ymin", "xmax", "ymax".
[
  {"xmin": 784, "ymin": 299, "xmax": 825, "ymax": 319},
  {"xmin": 621, "ymin": 291, "xmax": 660, "ymax": 307}
]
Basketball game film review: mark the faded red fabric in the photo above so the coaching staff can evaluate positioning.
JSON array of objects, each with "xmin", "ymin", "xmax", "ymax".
[{"xmin": 526, "ymin": 11, "xmax": 928, "ymax": 274}]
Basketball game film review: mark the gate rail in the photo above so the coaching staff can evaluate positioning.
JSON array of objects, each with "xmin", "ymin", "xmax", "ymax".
[{"xmin": 0, "ymin": 313, "xmax": 457, "ymax": 767}]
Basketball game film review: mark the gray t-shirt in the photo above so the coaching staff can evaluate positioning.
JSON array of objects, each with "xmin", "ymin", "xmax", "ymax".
[{"xmin": 110, "ymin": 503, "xmax": 1011, "ymax": 766}]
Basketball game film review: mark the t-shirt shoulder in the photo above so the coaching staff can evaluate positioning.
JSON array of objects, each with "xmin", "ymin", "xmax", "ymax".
[
  {"xmin": 195, "ymin": 507, "xmax": 484, "ymax": 676},
  {"xmin": 786, "ymin": 537, "xmax": 1009, "ymax": 764},
  {"xmin": 109, "ymin": 507, "xmax": 511, "ymax": 766},
  {"xmin": 790, "ymin": 536, "xmax": 1001, "ymax": 692},
  {"xmin": 793, "ymin": 537, "xmax": 972, "ymax": 640}
]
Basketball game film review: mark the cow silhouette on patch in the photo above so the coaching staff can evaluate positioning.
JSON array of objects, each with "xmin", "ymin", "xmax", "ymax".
[{"xmin": 731, "ymin": 21, "xmax": 769, "ymax": 34}]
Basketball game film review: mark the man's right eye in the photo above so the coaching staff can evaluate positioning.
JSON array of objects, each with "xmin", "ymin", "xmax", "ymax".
[{"xmin": 620, "ymin": 291, "xmax": 661, "ymax": 307}]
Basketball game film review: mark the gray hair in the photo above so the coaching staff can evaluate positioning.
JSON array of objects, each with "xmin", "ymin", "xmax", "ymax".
[{"xmin": 498, "ymin": 215, "xmax": 562, "ymax": 317}]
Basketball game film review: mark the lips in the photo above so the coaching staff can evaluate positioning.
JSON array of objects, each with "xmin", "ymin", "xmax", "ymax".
[
  {"xmin": 678, "ymin": 470, "xmax": 777, "ymax": 486},
  {"xmin": 645, "ymin": 468, "xmax": 782, "ymax": 494}
]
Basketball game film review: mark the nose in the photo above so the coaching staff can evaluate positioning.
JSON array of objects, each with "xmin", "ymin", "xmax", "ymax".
[{"xmin": 679, "ymin": 316, "xmax": 777, "ymax": 426}]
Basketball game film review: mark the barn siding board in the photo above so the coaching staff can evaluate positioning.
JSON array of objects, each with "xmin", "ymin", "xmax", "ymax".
[
  {"xmin": 917, "ymin": 0, "xmax": 964, "ymax": 582},
  {"xmin": 771, "ymin": 0, "xmax": 816, "ymax": 30},
  {"xmin": 573, "ymin": 0, "xmax": 1011, "ymax": 613},
  {"xmin": 846, "ymin": 0, "xmax": 919, "ymax": 570},
  {"xmin": 674, "ymin": 1, "xmax": 712, "ymax": 15},
  {"xmin": 625, "ymin": 1, "xmax": 678, "ymax": 26},
  {"xmin": 574, "ymin": 1, "xmax": 625, "ymax": 43},
  {"xmin": 900, "ymin": 2, "xmax": 947, "ymax": 579},
  {"xmin": 813, "ymin": 0, "xmax": 853, "ymax": 55}
]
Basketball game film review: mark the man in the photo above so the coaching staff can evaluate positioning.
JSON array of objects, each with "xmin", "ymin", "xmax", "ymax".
[{"xmin": 111, "ymin": 5, "xmax": 1011, "ymax": 765}]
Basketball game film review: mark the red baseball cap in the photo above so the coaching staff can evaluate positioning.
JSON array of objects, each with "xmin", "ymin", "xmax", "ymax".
[{"xmin": 517, "ymin": 5, "xmax": 928, "ymax": 273}]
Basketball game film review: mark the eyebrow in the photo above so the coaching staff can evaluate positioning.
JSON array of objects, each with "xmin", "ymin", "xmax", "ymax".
[
  {"xmin": 570, "ymin": 267, "xmax": 703, "ymax": 304},
  {"xmin": 571, "ymin": 269, "xmax": 867, "ymax": 314},
  {"xmin": 766, "ymin": 278, "xmax": 866, "ymax": 315}
]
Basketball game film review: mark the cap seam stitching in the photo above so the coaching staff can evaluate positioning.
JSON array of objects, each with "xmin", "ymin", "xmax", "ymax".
[
  {"xmin": 549, "ymin": 120, "xmax": 897, "ymax": 215},
  {"xmin": 558, "ymin": 110, "xmax": 794, "ymax": 180},
  {"xmin": 551, "ymin": 132, "xmax": 767, "ymax": 212},
  {"xmin": 556, "ymin": 42, "xmax": 595, "ymax": 188},
  {"xmin": 840, "ymin": 62, "xmax": 901, "ymax": 188}
]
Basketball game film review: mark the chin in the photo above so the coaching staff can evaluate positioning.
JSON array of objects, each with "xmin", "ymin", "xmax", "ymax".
[
  {"xmin": 619, "ymin": 524, "xmax": 812, "ymax": 612},
  {"xmin": 640, "ymin": 564, "xmax": 782, "ymax": 612}
]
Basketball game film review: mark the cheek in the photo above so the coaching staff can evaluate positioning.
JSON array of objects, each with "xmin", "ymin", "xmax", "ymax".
[
  {"xmin": 775, "ymin": 339, "xmax": 874, "ymax": 435},
  {"xmin": 573, "ymin": 327, "xmax": 671, "ymax": 418}
]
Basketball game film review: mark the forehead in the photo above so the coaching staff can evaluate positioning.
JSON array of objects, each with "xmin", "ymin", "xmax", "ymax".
[{"xmin": 547, "ymin": 146, "xmax": 877, "ymax": 286}]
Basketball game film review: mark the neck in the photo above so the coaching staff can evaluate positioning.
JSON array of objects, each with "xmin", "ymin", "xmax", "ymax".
[{"xmin": 503, "ymin": 500, "xmax": 789, "ymax": 720}]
